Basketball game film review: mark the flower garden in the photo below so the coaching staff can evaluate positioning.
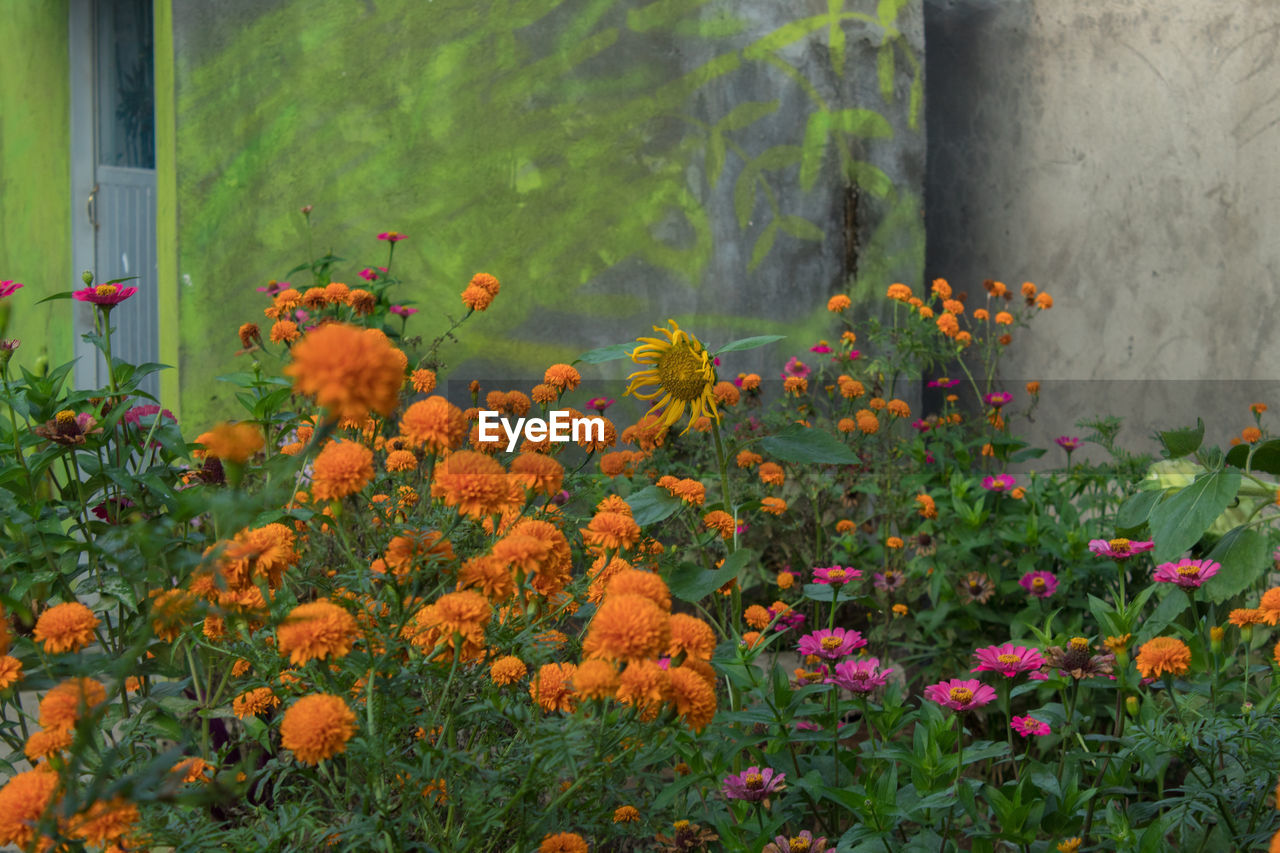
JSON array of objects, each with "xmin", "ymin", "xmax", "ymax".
[{"xmin": 1, "ymin": 229, "xmax": 1279, "ymax": 853}]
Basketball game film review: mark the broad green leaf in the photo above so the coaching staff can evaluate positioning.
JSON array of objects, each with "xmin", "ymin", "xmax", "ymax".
[
  {"xmin": 718, "ymin": 100, "xmax": 779, "ymax": 132},
  {"xmin": 799, "ymin": 111, "xmax": 830, "ymax": 191},
  {"xmin": 574, "ymin": 342, "xmax": 634, "ymax": 365},
  {"xmin": 1148, "ymin": 468, "xmax": 1240, "ymax": 563},
  {"xmin": 625, "ymin": 485, "xmax": 684, "ymax": 526},
  {"xmin": 1115, "ymin": 489, "xmax": 1161, "ymax": 533},
  {"xmin": 779, "ymin": 215, "xmax": 824, "ymax": 241},
  {"xmin": 748, "ymin": 221, "xmax": 779, "ymax": 271},
  {"xmin": 830, "ymin": 108, "xmax": 893, "ymax": 139},
  {"xmin": 845, "ymin": 160, "xmax": 893, "ymax": 198},
  {"xmin": 1140, "ymin": 587, "xmax": 1189, "ymax": 640},
  {"xmin": 759, "ymin": 423, "xmax": 859, "ymax": 464},
  {"xmin": 714, "ymin": 334, "xmax": 785, "ymax": 355},
  {"xmin": 1158, "ymin": 418, "xmax": 1204, "ymax": 459},
  {"xmin": 36, "ymin": 291, "xmax": 74, "ymax": 304},
  {"xmin": 1202, "ymin": 527, "xmax": 1270, "ymax": 604},
  {"xmin": 667, "ymin": 548, "xmax": 755, "ymax": 602},
  {"xmin": 1225, "ymin": 438, "xmax": 1280, "ymax": 476}
]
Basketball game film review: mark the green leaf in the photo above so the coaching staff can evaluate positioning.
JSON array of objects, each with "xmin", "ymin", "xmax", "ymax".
[
  {"xmin": 748, "ymin": 221, "xmax": 779, "ymax": 271},
  {"xmin": 1225, "ymin": 438, "xmax": 1280, "ymax": 476},
  {"xmin": 625, "ymin": 485, "xmax": 683, "ymax": 527},
  {"xmin": 779, "ymin": 215, "xmax": 824, "ymax": 241},
  {"xmin": 877, "ymin": 0, "xmax": 910, "ymax": 26},
  {"xmin": 714, "ymin": 334, "xmax": 785, "ymax": 355},
  {"xmin": 1140, "ymin": 587, "xmax": 1189, "ymax": 640},
  {"xmin": 1202, "ymin": 527, "xmax": 1270, "ymax": 604},
  {"xmin": 36, "ymin": 291, "xmax": 75, "ymax": 305},
  {"xmin": 877, "ymin": 41, "xmax": 895, "ymax": 99},
  {"xmin": 759, "ymin": 423, "xmax": 860, "ymax": 465},
  {"xmin": 667, "ymin": 548, "xmax": 754, "ymax": 602},
  {"xmin": 574, "ymin": 342, "xmax": 634, "ymax": 365},
  {"xmin": 1159, "ymin": 418, "xmax": 1204, "ymax": 458},
  {"xmin": 718, "ymin": 100, "xmax": 779, "ymax": 132},
  {"xmin": 799, "ymin": 111, "xmax": 830, "ymax": 192},
  {"xmin": 1116, "ymin": 489, "xmax": 1161, "ymax": 533},
  {"xmin": 1148, "ymin": 468, "xmax": 1241, "ymax": 563},
  {"xmin": 707, "ymin": 131, "xmax": 726, "ymax": 188},
  {"xmin": 830, "ymin": 108, "xmax": 893, "ymax": 139},
  {"xmin": 845, "ymin": 160, "xmax": 893, "ymax": 199}
]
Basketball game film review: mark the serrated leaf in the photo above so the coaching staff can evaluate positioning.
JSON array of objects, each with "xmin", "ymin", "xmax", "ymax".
[
  {"xmin": 1225, "ymin": 438, "xmax": 1280, "ymax": 476},
  {"xmin": 1159, "ymin": 418, "xmax": 1204, "ymax": 459},
  {"xmin": 749, "ymin": 221, "xmax": 779, "ymax": 271},
  {"xmin": 1148, "ymin": 468, "xmax": 1240, "ymax": 563},
  {"xmin": 714, "ymin": 334, "xmax": 785, "ymax": 355},
  {"xmin": 779, "ymin": 215, "xmax": 824, "ymax": 241},
  {"xmin": 759, "ymin": 423, "xmax": 859, "ymax": 465},
  {"xmin": 574, "ymin": 342, "xmax": 634, "ymax": 365},
  {"xmin": 667, "ymin": 548, "xmax": 754, "ymax": 602},
  {"xmin": 625, "ymin": 485, "xmax": 683, "ymax": 526},
  {"xmin": 1202, "ymin": 527, "xmax": 1270, "ymax": 604}
]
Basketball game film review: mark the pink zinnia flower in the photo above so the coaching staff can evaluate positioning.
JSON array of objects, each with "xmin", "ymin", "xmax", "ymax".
[
  {"xmin": 1011, "ymin": 716, "xmax": 1051, "ymax": 737},
  {"xmin": 982, "ymin": 474, "xmax": 1017, "ymax": 492},
  {"xmin": 927, "ymin": 377, "xmax": 960, "ymax": 388},
  {"xmin": 782, "ymin": 357, "xmax": 810, "ymax": 380},
  {"xmin": 1056, "ymin": 436, "xmax": 1081, "ymax": 450},
  {"xmin": 971, "ymin": 643, "xmax": 1045, "ymax": 678},
  {"xmin": 1153, "ymin": 558, "xmax": 1221, "ymax": 589},
  {"xmin": 828, "ymin": 657, "xmax": 891, "ymax": 692},
  {"xmin": 812, "ymin": 565, "xmax": 861, "ymax": 585},
  {"xmin": 389, "ymin": 305, "xmax": 418, "ymax": 317},
  {"xmin": 911, "ymin": 419, "xmax": 931, "ymax": 432},
  {"xmin": 768, "ymin": 604, "xmax": 805, "ymax": 631},
  {"xmin": 0, "ymin": 280, "xmax": 23, "ymax": 298},
  {"xmin": 256, "ymin": 280, "xmax": 289, "ymax": 296},
  {"xmin": 1019, "ymin": 570, "xmax": 1058, "ymax": 598},
  {"xmin": 1088, "ymin": 538, "xmax": 1154, "ymax": 560},
  {"xmin": 358, "ymin": 266, "xmax": 388, "ymax": 281},
  {"xmin": 721, "ymin": 766, "xmax": 786, "ymax": 801},
  {"xmin": 797, "ymin": 627, "xmax": 866, "ymax": 660},
  {"xmin": 984, "ymin": 391, "xmax": 1013, "ymax": 407},
  {"xmin": 810, "ymin": 341, "xmax": 832, "ymax": 354},
  {"xmin": 923, "ymin": 678, "xmax": 997, "ymax": 712},
  {"xmin": 73, "ymin": 283, "xmax": 137, "ymax": 306},
  {"xmin": 588, "ymin": 397, "xmax": 615, "ymax": 413},
  {"xmin": 873, "ymin": 570, "xmax": 904, "ymax": 592},
  {"xmin": 377, "ymin": 231, "xmax": 406, "ymax": 241},
  {"xmin": 763, "ymin": 830, "xmax": 828, "ymax": 853}
]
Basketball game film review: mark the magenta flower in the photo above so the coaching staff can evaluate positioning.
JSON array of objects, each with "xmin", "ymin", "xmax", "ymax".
[
  {"xmin": 1056, "ymin": 436, "xmax": 1081, "ymax": 451},
  {"xmin": 971, "ymin": 643, "xmax": 1045, "ymax": 678},
  {"xmin": 792, "ymin": 719, "xmax": 824, "ymax": 732},
  {"xmin": 782, "ymin": 357, "xmax": 811, "ymax": 380},
  {"xmin": 984, "ymin": 391, "xmax": 1013, "ymax": 408},
  {"xmin": 911, "ymin": 419, "xmax": 931, "ymax": 432},
  {"xmin": 389, "ymin": 305, "xmax": 418, "ymax": 317},
  {"xmin": 828, "ymin": 657, "xmax": 891, "ymax": 692},
  {"xmin": 73, "ymin": 283, "xmax": 137, "ymax": 306},
  {"xmin": 927, "ymin": 377, "xmax": 960, "ymax": 388},
  {"xmin": 721, "ymin": 766, "xmax": 786, "ymax": 801},
  {"xmin": 1011, "ymin": 716, "xmax": 1051, "ymax": 737},
  {"xmin": 873, "ymin": 570, "xmax": 904, "ymax": 592},
  {"xmin": 256, "ymin": 280, "xmax": 289, "ymax": 296},
  {"xmin": 1019, "ymin": 570, "xmax": 1058, "ymax": 598},
  {"xmin": 982, "ymin": 474, "xmax": 1017, "ymax": 492},
  {"xmin": 763, "ymin": 830, "xmax": 828, "ymax": 853},
  {"xmin": 588, "ymin": 397, "xmax": 615, "ymax": 413},
  {"xmin": 923, "ymin": 678, "xmax": 997, "ymax": 712},
  {"xmin": 1153, "ymin": 558, "xmax": 1221, "ymax": 589},
  {"xmin": 797, "ymin": 627, "xmax": 867, "ymax": 660},
  {"xmin": 812, "ymin": 565, "xmax": 861, "ymax": 585},
  {"xmin": 1088, "ymin": 538, "xmax": 1154, "ymax": 560},
  {"xmin": 123, "ymin": 404, "xmax": 176, "ymax": 428},
  {"xmin": 810, "ymin": 341, "xmax": 832, "ymax": 354},
  {"xmin": 377, "ymin": 231, "xmax": 407, "ymax": 241},
  {"xmin": 0, "ymin": 280, "xmax": 23, "ymax": 298},
  {"xmin": 358, "ymin": 266, "xmax": 388, "ymax": 281}
]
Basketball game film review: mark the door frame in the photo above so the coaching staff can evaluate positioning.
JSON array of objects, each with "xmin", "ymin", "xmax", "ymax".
[{"xmin": 69, "ymin": 0, "xmax": 98, "ymax": 391}]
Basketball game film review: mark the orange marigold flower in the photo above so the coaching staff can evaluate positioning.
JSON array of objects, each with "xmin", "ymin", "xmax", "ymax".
[
  {"xmin": 281, "ymin": 693, "xmax": 357, "ymax": 764},
  {"xmin": 667, "ymin": 665, "xmax": 717, "ymax": 732},
  {"xmin": 65, "ymin": 796, "xmax": 140, "ymax": 847},
  {"xmin": 994, "ymin": 311, "xmax": 1013, "ymax": 325},
  {"xmin": 400, "ymin": 396, "xmax": 467, "ymax": 454},
  {"xmin": 540, "ymin": 832, "xmax": 588, "ymax": 853},
  {"xmin": 531, "ymin": 663, "xmax": 577, "ymax": 713},
  {"xmin": 668, "ymin": 613, "xmax": 716, "ymax": 661},
  {"xmin": 973, "ymin": 308, "xmax": 990, "ymax": 321},
  {"xmin": 284, "ymin": 323, "xmax": 404, "ymax": 421},
  {"xmin": 741, "ymin": 631, "xmax": 763, "ymax": 649},
  {"xmin": 886, "ymin": 283, "xmax": 913, "ymax": 301},
  {"xmin": 1249, "ymin": 402, "xmax": 1267, "ymax": 414},
  {"xmin": 837, "ymin": 417, "xmax": 856, "ymax": 433},
  {"xmin": 270, "ymin": 319, "xmax": 300, "ymax": 343},
  {"xmin": 1021, "ymin": 281, "xmax": 1037, "ymax": 297},
  {"xmin": 311, "ymin": 440, "xmax": 374, "ymax": 501},
  {"xmin": 760, "ymin": 496, "xmax": 787, "ymax": 515},
  {"xmin": 172, "ymin": 756, "xmax": 213, "ymax": 784},
  {"xmin": 739, "ymin": 373, "xmax": 762, "ymax": 391},
  {"xmin": 886, "ymin": 536, "xmax": 904, "ymax": 549},
  {"xmin": 855, "ymin": 410, "xmax": 879, "ymax": 435},
  {"xmin": 616, "ymin": 659, "xmax": 672, "ymax": 720},
  {"xmin": 736, "ymin": 450, "xmax": 762, "ymax": 468},
  {"xmin": 1229, "ymin": 608, "xmax": 1267, "ymax": 627},
  {"xmin": 828, "ymin": 294, "xmax": 851, "ymax": 312},
  {"xmin": 490, "ymin": 655, "xmax": 528, "ymax": 686},
  {"xmin": 584, "ymin": 594, "xmax": 671, "ymax": 662},
  {"xmin": 1243, "ymin": 427, "xmax": 1262, "ymax": 443},
  {"xmin": 1261, "ymin": 587, "xmax": 1280, "ymax": 624},
  {"xmin": 671, "ymin": 478, "xmax": 706, "ymax": 505},
  {"xmin": 605, "ymin": 569, "xmax": 672, "ymax": 611},
  {"xmin": 301, "ymin": 286, "xmax": 328, "ymax": 309},
  {"xmin": 931, "ymin": 278, "xmax": 952, "ymax": 299},
  {"xmin": 868, "ymin": 397, "xmax": 886, "ymax": 411},
  {"xmin": 1036, "ymin": 292, "xmax": 1053, "ymax": 309},
  {"xmin": 25, "ymin": 726, "xmax": 73, "ymax": 763},
  {"xmin": 758, "ymin": 462, "xmax": 785, "ymax": 486},
  {"xmin": 703, "ymin": 510, "xmax": 735, "ymax": 539},
  {"xmin": 232, "ymin": 658, "xmax": 252, "ymax": 677},
  {"xmin": 613, "ymin": 805, "xmax": 641, "ymax": 823},
  {"xmin": 777, "ymin": 570, "xmax": 795, "ymax": 590},
  {"xmin": 713, "ymin": 380, "xmax": 740, "ymax": 407},
  {"xmin": 0, "ymin": 768, "xmax": 59, "ymax": 849},
  {"xmin": 238, "ymin": 322, "xmax": 262, "ymax": 349},
  {"xmin": 587, "ymin": 555, "xmax": 633, "ymax": 603},
  {"xmin": 34, "ymin": 601, "xmax": 100, "ymax": 654},
  {"xmin": 233, "ymin": 687, "xmax": 281, "ymax": 718},
  {"xmin": 835, "ymin": 519, "xmax": 856, "ymax": 533},
  {"xmin": 277, "ymin": 600, "xmax": 358, "ymax": 665},
  {"xmin": 529, "ymin": 383, "xmax": 557, "ymax": 404},
  {"xmin": 784, "ymin": 376, "xmax": 807, "ymax": 396},
  {"xmin": 511, "ymin": 452, "xmax": 564, "ymax": 496},
  {"xmin": 411, "ymin": 368, "xmax": 437, "ymax": 394},
  {"xmin": 887, "ymin": 398, "xmax": 911, "ymax": 418},
  {"xmin": 150, "ymin": 588, "xmax": 196, "ymax": 642},
  {"xmin": 1135, "ymin": 636, "xmax": 1192, "ymax": 679},
  {"xmin": 918, "ymin": 306, "xmax": 935, "ymax": 319},
  {"xmin": 458, "ymin": 554, "xmax": 516, "ymax": 601},
  {"xmin": 543, "ymin": 363, "xmax": 581, "ymax": 392},
  {"xmin": 838, "ymin": 376, "xmax": 865, "ymax": 399},
  {"xmin": 582, "ymin": 511, "xmax": 641, "ymax": 552},
  {"xmin": 461, "ymin": 283, "xmax": 495, "ymax": 311},
  {"xmin": 0, "ymin": 655, "xmax": 22, "ymax": 690},
  {"xmin": 744, "ymin": 605, "xmax": 771, "ymax": 630},
  {"xmin": 195, "ymin": 421, "xmax": 264, "ymax": 464},
  {"xmin": 406, "ymin": 590, "xmax": 490, "ymax": 657},
  {"xmin": 432, "ymin": 451, "xmax": 512, "ymax": 519},
  {"xmin": 892, "ymin": 603, "xmax": 908, "ymax": 616},
  {"xmin": 385, "ymin": 449, "xmax": 418, "ymax": 472},
  {"xmin": 943, "ymin": 299, "xmax": 965, "ymax": 315},
  {"xmin": 916, "ymin": 493, "xmax": 937, "ymax": 519},
  {"xmin": 572, "ymin": 659, "xmax": 620, "ymax": 700},
  {"xmin": 1026, "ymin": 381, "xmax": 1040, "ymax": 395},
  {"xmin": 936, "ymin": 312, "xmax": 959, "ymax": 337}
]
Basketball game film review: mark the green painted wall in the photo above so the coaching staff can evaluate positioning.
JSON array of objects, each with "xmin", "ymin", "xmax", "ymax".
[
  {"xmin": 171, "ymin": 0, "xmax": 925, "ymax": 426},
  {"xmin": 0, "ymin": 1, "xmax": 74, "ymax": 376}
]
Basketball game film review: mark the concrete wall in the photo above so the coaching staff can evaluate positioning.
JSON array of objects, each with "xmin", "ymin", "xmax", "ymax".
[
  {"xmin": 169, "ymin": 0, "xmax": 926, "ymax": 428},
  {"xmin": 0, "ymin": 1, "xmax": 74, "ymax": 376},
  {"xmin": 926, "ymin": 0, "xmax": 1280, "ymax": 454}
]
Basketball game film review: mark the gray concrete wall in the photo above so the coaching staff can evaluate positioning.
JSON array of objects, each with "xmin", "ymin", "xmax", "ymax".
[{"xmin": 926, "ymin": 0, "xmax": 1280, "ymax": 455}]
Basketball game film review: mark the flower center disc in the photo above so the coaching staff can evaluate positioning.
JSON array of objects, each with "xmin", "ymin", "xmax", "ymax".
[
  {"xmin": 95, "ymin": 284, "xmax": 119, "ymax": 297},
  {"xmin": 821, "ymin": 636, "xmax": 842, "ymax": 650},
  {"xmin": 744, "ymin": 773, "xmax": 764, "ymax": 790},
  {"xmin": 949, "ymin": 687, "xmax": 974, "ymax": 704},
  {"xmin": 655, "ymin": 343, "xmax": 709, "ymax": 402},
  {"xmin": 997, "ymin": 654, "xmax": 1020, "ymax": 665}
]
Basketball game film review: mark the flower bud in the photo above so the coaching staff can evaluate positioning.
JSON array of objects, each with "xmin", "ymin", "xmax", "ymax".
[
  {"xmin": 1125, "ymin": 695, "xmax": 1140, "ymax": 718},
  {"xmin": 81, "ymin": 270, "xmax": 94, "ymax": 285},
  {"xmin": 1210, "ymin": 626, "xmax": 1225, "ymax": 654}
]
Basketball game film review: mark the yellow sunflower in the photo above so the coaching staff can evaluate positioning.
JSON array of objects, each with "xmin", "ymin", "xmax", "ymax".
[{"xmin": 625, "ymin": 320, "xmax": 719, "ymax": 434}]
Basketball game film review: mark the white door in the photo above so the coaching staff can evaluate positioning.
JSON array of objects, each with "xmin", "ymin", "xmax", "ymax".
[{"xmin": 70, "ymin": 0, "xmax": 159, "ymax": 397}]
